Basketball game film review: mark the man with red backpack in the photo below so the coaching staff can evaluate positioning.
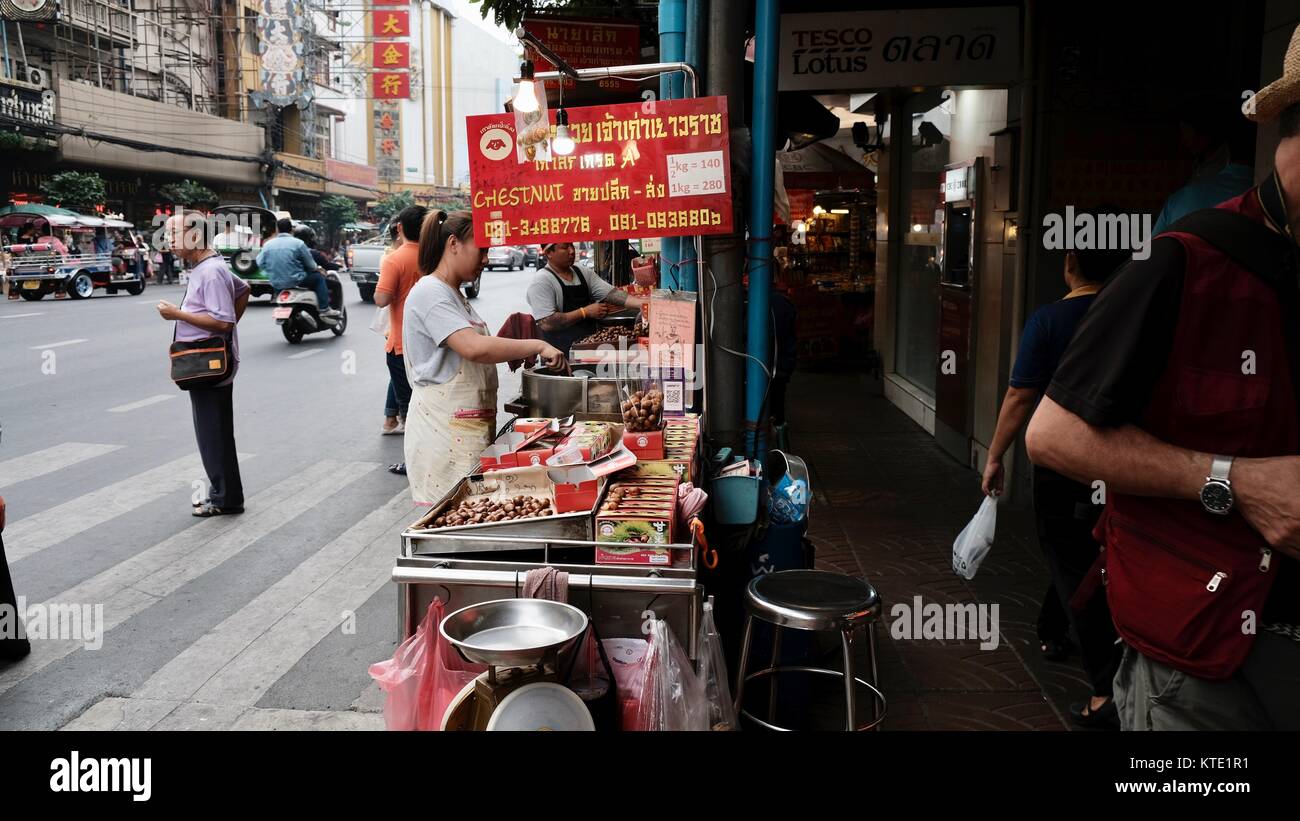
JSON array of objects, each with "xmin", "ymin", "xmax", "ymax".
[{"xmin": 1026, "ymin": 32, "xmax": 1300, "ymax": 730}]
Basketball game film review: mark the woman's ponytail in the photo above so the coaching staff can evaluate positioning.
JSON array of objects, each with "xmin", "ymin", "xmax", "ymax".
[{"xmin": 418, "ymin": 209, "xmax": 474, "ymax": 274}]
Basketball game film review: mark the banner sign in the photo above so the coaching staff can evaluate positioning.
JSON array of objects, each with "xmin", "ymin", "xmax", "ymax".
[
  {"xmin": 521, "ymin": 16, "xmax": 641, "ymax": 92},
  {"xmin": 253, "ymin": 0, "xmax": 312, "ymax": 108},
  {"xmin": 373, "ymin": 103, "xmax": 402, "ymax": 182},
  {"xmin": 468, "ymin": 96, "xmax": 733, "ymax": 247}
]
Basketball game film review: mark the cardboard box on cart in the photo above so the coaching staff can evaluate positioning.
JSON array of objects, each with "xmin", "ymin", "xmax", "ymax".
[
  {"xmin": 478, "ymin": 425, "xmax": 556, "ymax": 472},
  {"xmin": 546, "ymin": 444, "xmax": 638, "ymax": 514}
]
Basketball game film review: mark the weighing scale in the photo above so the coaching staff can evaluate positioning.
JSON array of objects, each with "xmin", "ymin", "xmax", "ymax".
[{"xmin": 440, "ymin": 598, "xmax": 596, "ymax": 732}]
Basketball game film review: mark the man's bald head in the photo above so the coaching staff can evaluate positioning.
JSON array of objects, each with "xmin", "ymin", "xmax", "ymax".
[{"xmin": 163, "ymin": 212, "xmax": 210, "ymax": 263}]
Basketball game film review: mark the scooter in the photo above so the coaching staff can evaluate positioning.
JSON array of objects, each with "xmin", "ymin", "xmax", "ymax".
[{"xmin": 273, "ymin": 271, "xmax": 348, "ymax": 344}]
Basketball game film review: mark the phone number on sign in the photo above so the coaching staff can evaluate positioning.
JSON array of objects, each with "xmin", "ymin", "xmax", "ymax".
[
  {"xmin": 486, "ymin": 208, "xmax": 724, "ymax": 242},
  {"xmin": 486, "ymin": 216, "xmax": 592, "ymax": 242},
  {"xmin": 609, "ymin": 208, "xmax": 724, "ymax": 233}
]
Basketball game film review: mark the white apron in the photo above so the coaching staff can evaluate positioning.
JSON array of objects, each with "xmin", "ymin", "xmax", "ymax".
[{"xmin": 404, "ymin": 309, "xmax": 499, "ymax": 506}]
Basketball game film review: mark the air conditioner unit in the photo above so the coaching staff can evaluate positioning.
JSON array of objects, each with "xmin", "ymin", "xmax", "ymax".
[{"xmin": 27, "ymin": 67, "xmax": 50, "ymax": 89}]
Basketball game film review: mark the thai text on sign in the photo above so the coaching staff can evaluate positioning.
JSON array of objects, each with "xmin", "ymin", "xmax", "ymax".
[{"xmin": 467, "ymin": 96, "xmax": 733, "ymax": 247}]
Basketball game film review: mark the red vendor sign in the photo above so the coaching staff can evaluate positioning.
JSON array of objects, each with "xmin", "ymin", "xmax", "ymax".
[{"xmin": 467, "ymin": 96, "xmax": 733, "ymax": 248}]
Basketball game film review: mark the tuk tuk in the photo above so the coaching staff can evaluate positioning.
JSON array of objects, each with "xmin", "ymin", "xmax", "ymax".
[
  {"xmin": 211, "ymin": 204, "xmax": 278, "ymax": 299},
  {"xmin": 1, "ymin": 208, "xmax": 148, "ymax": 300}
]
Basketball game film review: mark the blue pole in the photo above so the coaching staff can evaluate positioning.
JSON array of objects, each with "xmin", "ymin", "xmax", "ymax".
[
  {"xmin": 659, "ymin": 0, "xmax": 686, "ymax": 290},
  {"xmin": 678, "ymin": 0, "xmax": 701, "ymax": 292},
  {"xmin": 745, "ymin": 0, "xmax": 779, "ymax": 460}
]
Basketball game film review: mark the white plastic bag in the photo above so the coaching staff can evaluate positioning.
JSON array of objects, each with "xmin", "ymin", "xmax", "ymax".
[
  {"xmin": 952, "ymin": 496, "xmax": 997, "ymax": 580},
  {"xmin": 369, "ymin": 304, "xmax": 392, "ymax": 336}
]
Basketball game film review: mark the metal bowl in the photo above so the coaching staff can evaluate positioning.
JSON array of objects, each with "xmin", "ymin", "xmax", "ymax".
[{"xmin": 440, "ymin": 598, "xmax": 589, "ymax": 668}]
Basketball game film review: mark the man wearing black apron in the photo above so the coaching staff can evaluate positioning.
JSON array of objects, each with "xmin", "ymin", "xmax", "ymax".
[{"xmin": 526, "ymin": 242, "xmax": 645, "ymax": 355}]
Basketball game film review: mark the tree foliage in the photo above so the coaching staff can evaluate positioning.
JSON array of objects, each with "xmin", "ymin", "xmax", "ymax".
[
  {"xmin": 319, "ymin": 195, "xmax": 360, "ymax": 249},
  {"xmin": 40, "ymin": 171, "xmax": 107, "ymax": 213},
  {"xmin": 372, "ymin": 189, "xmax": 416, "ymax": 223},
  {"xmin": 157, "ymin": 179, "xmax": 219, "ymax": 210}
]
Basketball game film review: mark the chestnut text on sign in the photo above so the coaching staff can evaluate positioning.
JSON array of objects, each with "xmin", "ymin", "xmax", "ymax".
[{"xmin": 466, "ymin": 96, "xmax": 734, "ymax": 247}]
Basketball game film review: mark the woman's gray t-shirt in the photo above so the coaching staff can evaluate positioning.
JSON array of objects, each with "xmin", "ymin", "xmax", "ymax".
[{"xmin": 402, "ymin": 277, "xmax": 481, "ymax": 386}]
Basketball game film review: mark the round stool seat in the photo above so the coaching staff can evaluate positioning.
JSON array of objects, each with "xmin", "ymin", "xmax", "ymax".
[{"xmin": 745, "ymin": 569, "xmax": 880, "ymax": 631}]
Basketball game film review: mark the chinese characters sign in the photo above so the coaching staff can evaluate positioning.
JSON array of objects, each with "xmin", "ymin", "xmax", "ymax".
[
  {"xmin": 468, "ymin": 96, "xmax": 734, "ymax": 247},
  {"xmin": 374, "ymin": 41, "xmax": 410, "ymax": 69},
  {"xmin": 373, "ymin": 104, "xmax": 402, "ymax": 182},
  {"xmin": 372, "ymin": 72, "xmax": 410, "ymax": 100},
  {"xmin": 372, "ymin": 10, "xmax": 409, "ymax": 37},
  {"xmin": 370, "ymin": 5, "xmax": 409, "ymax": 101},
  {"xmin": 253, "ymin": 0, "xmax": 312, "ymax": 108}
]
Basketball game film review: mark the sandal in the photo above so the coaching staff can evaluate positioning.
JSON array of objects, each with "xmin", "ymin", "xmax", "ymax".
[
  {"xmin": 388, "ymin": 463, "xmax": 407, "ymax": 475},
  {"xmin": 381, "ymin": 420, "xmax": 404, "ymax": 435},
  {"xmin": 192, "ymin": 503, "xmax": 244, "ymax": 517}
]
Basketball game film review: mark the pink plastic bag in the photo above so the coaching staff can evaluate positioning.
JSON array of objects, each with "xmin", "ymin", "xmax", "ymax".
[{"xmin": 368, "ymin": 599, "xmax": 487, "ymax": 730}]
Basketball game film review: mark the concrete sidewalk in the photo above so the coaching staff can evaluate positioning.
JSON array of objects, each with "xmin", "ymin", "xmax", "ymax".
[{"xmin": 789, "ymin": 371, "xmax": 1090, "ymax": 730}]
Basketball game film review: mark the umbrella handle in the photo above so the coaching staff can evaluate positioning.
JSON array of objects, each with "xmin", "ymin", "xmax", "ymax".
[{"xmin": 692, "ymin": 518, "xmax": 717, "ymax": 570}]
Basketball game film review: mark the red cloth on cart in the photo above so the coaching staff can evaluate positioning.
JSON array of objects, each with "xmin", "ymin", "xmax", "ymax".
[{"xmin": 497, "ymin": 312, "xmax": 541, "ymax": 372}]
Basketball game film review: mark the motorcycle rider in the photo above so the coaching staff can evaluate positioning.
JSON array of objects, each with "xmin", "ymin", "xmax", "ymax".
[
  {"xmin": 257, "ymin": 218, "xmax": 339, "ymax": 317},
  {"xmin": 293, "ymin": 225, "xmax": 342, "ymax": 274}
]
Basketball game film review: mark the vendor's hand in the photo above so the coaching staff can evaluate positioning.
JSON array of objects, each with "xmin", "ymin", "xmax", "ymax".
[
  {"xmin": 156, "ymin": 300, "xmax": 181, "ymax": 321},
  {"xmin": 1232, "ymin": 456, "xmax": 1300, "ymax": 561},
  {"xmin": 538, "ymin": 343, "xmax": 568, "ymax": 373},
  {"xmin": 981, "ymin": 459, "xmax": 1004, "ymax": 497},
  {"xmin": 588, "ymin": 302, "xmax": 616, "ymax": 318}
]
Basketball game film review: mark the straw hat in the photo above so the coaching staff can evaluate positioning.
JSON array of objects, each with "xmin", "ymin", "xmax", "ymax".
[{"xmin": 1245, "ymin": 24, "xmax": 1300, "ymax": 122}]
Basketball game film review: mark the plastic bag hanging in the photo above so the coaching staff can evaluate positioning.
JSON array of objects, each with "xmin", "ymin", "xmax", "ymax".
[
  {"xmin": 367, "ymin": 598, "xmax": 487, "ymax": 730},
  {"xmin": 952, "ymin": 496, "xmax": 998, "ymax": 580},
  {"xmin": 634, "ymin": 618, "xmax": 709, "ymax": 731},
  {"xmin": 696, "ymin": 596, "xmax": 739, "ymax": 730}
]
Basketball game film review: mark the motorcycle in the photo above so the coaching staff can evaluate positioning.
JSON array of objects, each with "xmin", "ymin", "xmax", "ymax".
[{"xmin": 273, "ymin": 271, "xmax": 348, "ymax": 344}]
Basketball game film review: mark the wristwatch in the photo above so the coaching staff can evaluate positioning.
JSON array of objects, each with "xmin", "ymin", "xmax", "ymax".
[{"xmin": 1200, "ymin": 455, "xmax": 1235, "ymax": 515}]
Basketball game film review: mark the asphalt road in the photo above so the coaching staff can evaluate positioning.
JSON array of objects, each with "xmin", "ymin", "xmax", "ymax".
[{"xmin": 0, "ymin": 264, "xmax": 541, "ymax": 730}]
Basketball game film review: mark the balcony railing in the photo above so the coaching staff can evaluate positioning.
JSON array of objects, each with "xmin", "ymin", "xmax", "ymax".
[{"xmin": 60, "ymin": 0, "xmax": 135, "ymax": 49}]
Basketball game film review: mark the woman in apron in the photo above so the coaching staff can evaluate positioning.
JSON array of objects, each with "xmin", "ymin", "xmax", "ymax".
[{"xmin": 401, "ymin": 211, "xmax": 567, "ymax": 505}]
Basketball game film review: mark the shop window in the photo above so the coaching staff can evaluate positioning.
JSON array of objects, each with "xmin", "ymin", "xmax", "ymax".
[{"xmin": 893, "ymin": 95, "xmax": 949, "ymax": 398}]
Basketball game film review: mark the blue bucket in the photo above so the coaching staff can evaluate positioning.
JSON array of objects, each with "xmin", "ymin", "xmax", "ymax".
[{"xmin": 713, "ymin": 474, "xmax": 762, "ymax": 525}]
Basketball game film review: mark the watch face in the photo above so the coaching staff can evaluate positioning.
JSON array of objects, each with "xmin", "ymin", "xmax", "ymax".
[{"xmin": 1201, "ymin": 481, "xmax": 1233, "ymax": 514}]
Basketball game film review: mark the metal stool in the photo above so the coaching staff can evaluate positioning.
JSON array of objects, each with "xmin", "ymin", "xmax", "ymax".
[{"xmin": 734, "ymin": 569, "xmax": 886, "ymax": 731}]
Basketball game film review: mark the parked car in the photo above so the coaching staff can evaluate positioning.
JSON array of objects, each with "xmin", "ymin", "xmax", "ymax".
[
  {"xmin": 486, "ymin": 245, "xmax": 524, "ymax": 271},
  {"xmin": 520, "ymin": 245, "xmax": 540, "ymax": 268},
  {"xmin": 1, "ymin": 208, "xmax": 147, "ymax": 300},
  {"xmin": 349, "ymin": 231, "xmax": 483, "ymax": 300}
]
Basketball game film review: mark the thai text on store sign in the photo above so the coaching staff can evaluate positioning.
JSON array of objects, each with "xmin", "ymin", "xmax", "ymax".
[{"xmin": 467, "ymin": 96, "xmax": 734, "ymax": 248}]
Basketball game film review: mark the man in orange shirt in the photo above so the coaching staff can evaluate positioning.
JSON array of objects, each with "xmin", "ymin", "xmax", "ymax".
[{"xmin": 377, "ymin": 205, "xmax": 428, "ymax": 438}]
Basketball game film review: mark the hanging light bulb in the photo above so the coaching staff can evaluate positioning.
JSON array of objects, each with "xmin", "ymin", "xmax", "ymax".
[
  {"xmin": 513, "ymin": 60, "xmax": 539, "ymax": 113},
  {"xmin": 553, "ymin": 107, "xmax": 575, "ymax": 156}
]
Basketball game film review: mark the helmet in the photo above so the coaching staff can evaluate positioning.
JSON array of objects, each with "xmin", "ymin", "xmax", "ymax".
[{"xmin": 292, "ymin": 225, "xmax": 317, "ymax": 247}]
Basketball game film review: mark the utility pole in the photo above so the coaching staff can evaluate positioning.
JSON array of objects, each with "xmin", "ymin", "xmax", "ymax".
[{"xmin": 702, "ymin": 0, "xmax": 748, "ymax": 453}]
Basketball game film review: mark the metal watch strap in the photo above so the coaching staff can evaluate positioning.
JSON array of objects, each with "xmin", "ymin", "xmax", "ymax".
[{"xmin": 1209, "ymin": 455, "xmax": 1234, "ymax": 483}]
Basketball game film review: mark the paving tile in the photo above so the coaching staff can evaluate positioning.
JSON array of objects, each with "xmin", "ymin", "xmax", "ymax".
[{"xmin": 783, "ymin": 371, "xmax": 1086, "ymax": 730}]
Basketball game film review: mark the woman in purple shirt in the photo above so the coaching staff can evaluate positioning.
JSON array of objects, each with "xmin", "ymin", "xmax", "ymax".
[{"xmin": 156, "ymin": 214, "xmax": 251, "ymax": 517}]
